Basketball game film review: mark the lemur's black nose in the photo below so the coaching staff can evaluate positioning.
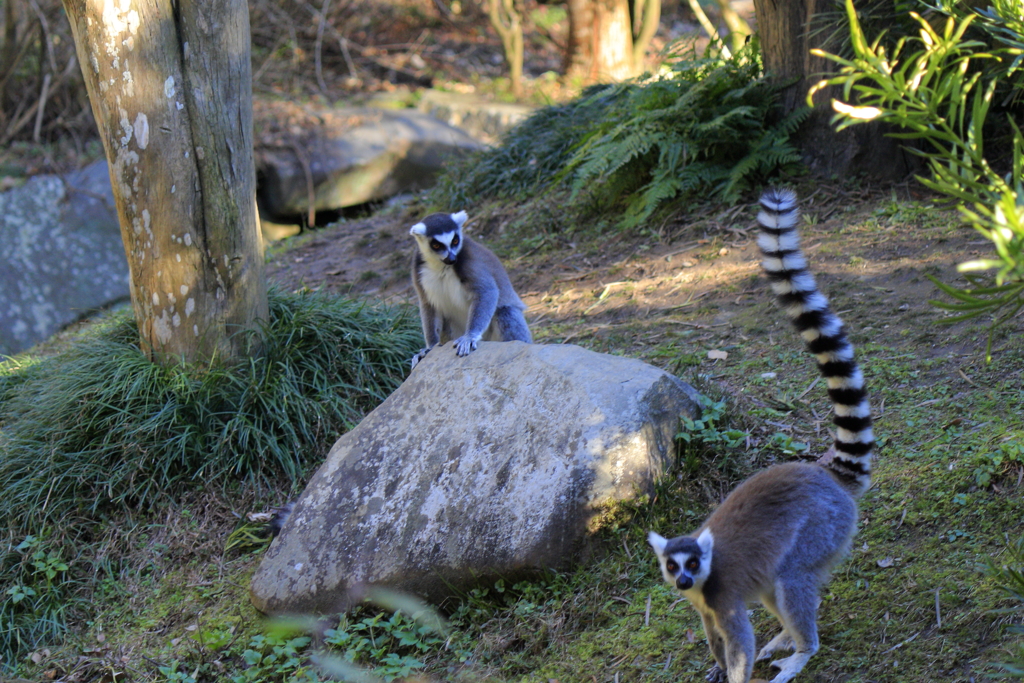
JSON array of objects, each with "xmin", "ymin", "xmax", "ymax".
[{"xmin": 676, "ymin": 576, "xmax": 693, "ymax": 591}]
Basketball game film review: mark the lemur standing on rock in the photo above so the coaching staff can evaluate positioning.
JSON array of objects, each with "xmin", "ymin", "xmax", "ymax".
[
  {"xmin": 648, "ymin": 189, "xmax": 875, "ymax": 683},
  {"xmin": 408, "ymin": 211, "xmax": 531, "ymax": 369}
]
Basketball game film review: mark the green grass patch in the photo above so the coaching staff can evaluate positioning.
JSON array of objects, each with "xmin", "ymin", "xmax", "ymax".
[{"xmin": 0, "ymin": 289, "xmax": 421, "ymax": 670}]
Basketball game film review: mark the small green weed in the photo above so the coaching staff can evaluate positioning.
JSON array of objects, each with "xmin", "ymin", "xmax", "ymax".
[
  {"xmin": 233, "ymin": 633, "xmax": 318, "ymax": 683},
  {"xmin": 973, "ymin": 437, "xmax": 1024, "ymax": 488},
  {"xmin": 676, "ymin": 394, "xmax": 748, "ymax": 474},
  {"xmin": 323, "ymin": 611, "xmax": 441, "ymax": 682},
  {"xmin": 158, "ymin": 661, "xmax": 198, "ymax": 683},
  {"xmin": 765, "ymin": 432, "xmax": 810, "ymax": 458},
  {"xmin": 0, "ymin": 533, "xmax": 78, "ymax": 670}
]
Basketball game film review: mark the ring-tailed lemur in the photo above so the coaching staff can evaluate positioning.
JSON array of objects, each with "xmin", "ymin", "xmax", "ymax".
[
  {"xmin": 648, "ymin": 188, "xmax": 874, "ymax": 683},
  {"xmin": 409, "ymin": 211, "xmax": 531, "ymax": 368}
]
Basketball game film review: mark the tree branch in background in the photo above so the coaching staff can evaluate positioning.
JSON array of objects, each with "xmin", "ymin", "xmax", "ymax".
[
  {"xmin": 632, "ymin": 0, "xmax": 662, "ymax": 71},
  {"xmin": 714, "ymin": 0, "xmax": 751, "ymax": 54},
  {"xmin": 487, "ymin": 0, "xmax": 524, "ymax": 96},
  {"xmin": 686, "ymin": 0, "xmax": 730, "ymax": 57}
]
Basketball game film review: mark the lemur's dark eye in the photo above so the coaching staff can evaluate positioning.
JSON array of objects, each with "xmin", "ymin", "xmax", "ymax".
[
  {"xmin": 685, "ymin": 558, "xmax": 700, "ymax": 572},
  {"xmin": 429, "ymin": 240, "xmax": 444, "ymax": 251},
  {"xmin": 665, "ymin": 560, "xmax": 679, "ymax": 573},
  {"xmin": 451, "ymin": 235, "xmax": 460, "ymax": 247}
]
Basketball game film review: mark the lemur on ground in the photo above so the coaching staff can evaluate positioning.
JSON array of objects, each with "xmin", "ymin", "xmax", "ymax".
[{"xmin": 649, "ymin": 189, "xmax": 875, "ymax": 683}]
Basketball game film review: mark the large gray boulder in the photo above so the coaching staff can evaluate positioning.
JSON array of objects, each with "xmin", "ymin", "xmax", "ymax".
[
  {"xmin": 0, "ymin": 161, "xmax": 128, "ymax": 357},
  {"xmin": 249, "ymin": 342, "xmax": 701, "ymax": 614},
  {"xmin": 256, "ymin": 106, "xmax": 483, "ymax": 218}
]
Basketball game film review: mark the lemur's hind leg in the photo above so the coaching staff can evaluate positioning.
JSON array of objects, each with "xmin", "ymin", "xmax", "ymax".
[
  {"xmin": 767, "ymin": 577, "xmax": 820, "ymax": 683},
  {"xmin": 756, "ymin": 630, "xmax": 795, "ymax": 662},
  {"xmin": 757, "ymin": 591, "xmax": 795, "ymax": 662}
]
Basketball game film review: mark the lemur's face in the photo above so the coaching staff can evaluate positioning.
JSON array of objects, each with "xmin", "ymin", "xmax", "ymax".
[
  {"xmin": 410, "ymin": 211, "xmax": 468, "ymax": 265},
  {"xmin": 648, "ymin": 529, "xmax": 713, "ymax": 592}
]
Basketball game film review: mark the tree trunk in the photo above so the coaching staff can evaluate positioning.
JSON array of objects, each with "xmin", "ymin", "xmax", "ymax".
[
  {"xmin": 753, "ymin": 0, "xmax": 918, "ymax": 179},
  {"xmin": 487, "ymin": 0, "xmax": 524, "ymax": 96},
  {"xmin": 565, "ymin": 0, "xmax": 644, "ymax": 83},
  {"xmin": 61, "ymin": 0, "xmax": 267, "ymax": 365}
]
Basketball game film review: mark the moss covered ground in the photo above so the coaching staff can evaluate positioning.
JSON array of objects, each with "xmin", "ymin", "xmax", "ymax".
[{"xmin": 3, "ymin": 183, "xmax": 1023, "ymax": 682}]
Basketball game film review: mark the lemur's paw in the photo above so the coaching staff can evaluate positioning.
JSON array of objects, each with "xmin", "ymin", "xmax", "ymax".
[
  {"xmin": 705, "ymin": 664, "xmax": 727, "ymax": 683},
  {"xmin": 410, "ymin": 347, "xmax": 431, "ymax": 369},
  {"xmin": 768, "ymin": 652, "xmax": 813, "ymax": 683},
  {"xmin": 453, "ymin": 336, "xmax": 479, "ymax": 357},
  {"xmin": 756, "ymin": 631, "xmax": 794, "ymax": 661}
]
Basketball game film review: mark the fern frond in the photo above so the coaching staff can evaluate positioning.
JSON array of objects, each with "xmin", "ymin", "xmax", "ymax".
[{"xmin": 431, "ymin": 34, "xmax": 808, "ymax": 228}]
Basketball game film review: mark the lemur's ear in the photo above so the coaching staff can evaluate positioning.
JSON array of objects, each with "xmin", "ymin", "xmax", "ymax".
[
  {"xmin": 697, "ymin": 528, "xmax": 714, "ymax": 555},
  {"xmin": 410, "ymin": 222, "xmax": 427, "ymax": 236},
  {"xmin": 647, "ymin": 531, "xmax": 668, "ymax": 554},
  {"xmin": 451, "ymin": 211, "xmax": 468, "ymax": 228}
]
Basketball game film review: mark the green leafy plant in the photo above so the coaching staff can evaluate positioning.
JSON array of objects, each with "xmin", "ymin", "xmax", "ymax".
[
  {"xmin": 931, "ymin": 0, "xmax": 1024, "ymax": 81},
  {"xmin": 565, "ymin": 39, "xmax": 808, "ymax": 228},
  {"xmin": 765, "ymin": 432, "xmax": 810, "ymax": 458},
  {"xmin": 322, "ymin": 609, "xmax": 444, "ymax": 682},
  {"xmin": 432, "ymin": 39, "xmax": 807, "ymax": 228},
  {"xmin": 233, "ymin": 633, "xmax": 319, "ymax": 683},
  {"xmin": 319, "ymin": 589, "xmax": 448, "ymax": 679},
  {"xmin": 232, "ymin": 591, "xmax": 451, "ymax": 683},
  {"xmin": 814, "ymin": 0, "xmax": 1024, "ymax": 357},
  {"xmin": 158, "ymin": 661, "xmax": 199, "ymax": 683},
  {"xmin": 972, "ymin": 438, "xmax": 1023, "ymax": 488},
  {"xmin": 429, "ymin": 83, "xmax": 613, "ymax": 208}
]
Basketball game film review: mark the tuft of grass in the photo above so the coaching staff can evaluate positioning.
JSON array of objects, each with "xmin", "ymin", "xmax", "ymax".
[
  {"xmin": 0, "ymin": 289, "xmax": 420, "ymax": 530},
  {"xmin": 0, "ymin": 288, "xmax": 420, "ymax": 669}
]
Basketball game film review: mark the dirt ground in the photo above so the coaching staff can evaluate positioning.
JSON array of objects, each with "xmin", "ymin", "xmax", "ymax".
[{"xmin": 263, "ymin": 182, "xmax": 996, "ymax": 366}]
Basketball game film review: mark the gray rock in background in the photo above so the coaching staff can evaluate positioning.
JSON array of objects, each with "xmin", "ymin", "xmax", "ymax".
[
  {"xmin": 417, "ymin": 90, "xmax": 535, "ymax": 144},
  {"xmin": 256, "ymin": 107, "xmax": 483, "ymax": 219},
  {"xmin": 0, "ymin": 161, "xmax": 129, "ymax": 357},
  {"xmin": 249, "ymin": 342, "xmax": 702, "ymax": 614}
]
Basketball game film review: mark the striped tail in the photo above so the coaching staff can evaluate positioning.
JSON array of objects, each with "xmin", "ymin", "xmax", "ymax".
[{"xmin": 756, "ymin": 188, "xmax": 874, "ymax": 496}]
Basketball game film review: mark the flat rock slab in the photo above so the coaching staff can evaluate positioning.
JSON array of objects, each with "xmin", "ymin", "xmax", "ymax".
[
  {"xmin": 256, "ymin": 105, "xmax": 483, "ymax": 218},
  {"xmin": 250, "ymin": 342, "xmax": 701, "ymax": 614},
  {"xmin": 417, "ymin": 90, "xmax": 535, "ymax": 144},
  {"xmin": 0, "ymin": 161, "xmax": 128, "ymax": 357}
]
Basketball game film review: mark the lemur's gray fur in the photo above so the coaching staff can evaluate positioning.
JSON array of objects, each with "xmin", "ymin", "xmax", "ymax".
[
  {"xmin": 267, "ymin": 502, "xmax": 293, "ymax": 538},
  {"xmin": 409, "ymin": 211, "xmax": 531, "ymax": 368},
  {"xmin": 648, "ymin": 189, "xmax": 875, "ymax": 683}
]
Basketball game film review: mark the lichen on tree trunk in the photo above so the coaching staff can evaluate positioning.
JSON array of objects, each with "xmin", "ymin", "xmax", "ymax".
[{"xmin": 62, "ymin": 0, "xmax": 267, "ymax": 365}]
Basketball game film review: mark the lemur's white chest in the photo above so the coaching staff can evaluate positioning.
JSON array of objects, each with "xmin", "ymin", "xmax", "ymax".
[{"xmin": 419, "ymin": 261, "xmax": 470, "ymax": 334}]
